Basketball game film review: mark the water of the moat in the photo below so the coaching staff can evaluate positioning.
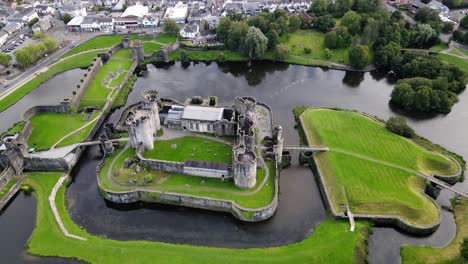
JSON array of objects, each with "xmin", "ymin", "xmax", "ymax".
[{"xmin": 1, "ymin": 61, "xmax": 467, "ymax": 264}]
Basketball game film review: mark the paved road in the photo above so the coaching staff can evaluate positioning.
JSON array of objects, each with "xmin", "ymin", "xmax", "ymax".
[{"xmin": 0, "ymin": 32, "xmax": 103, "ymax": 93}]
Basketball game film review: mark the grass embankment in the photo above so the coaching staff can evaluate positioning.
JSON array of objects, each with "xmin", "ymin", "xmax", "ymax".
[
  {"xmin": 112, "ymin": 74, "xmax": 136, "ymax": 110},
  {"xmin": 280, "ymin": 30, "xmax": 352, "ymax": 64},
  {"xmin": 144, "ymin": 136, "xmax": 232, "ymax": 164},
  {"xmin": 0, "ymin": 177, "xmax": 18, "ymax": 201},
  {"xmin": 430, "ymin": 43, "xmax": 449, "ymax": 51},
  {"xmin": 401, "ymin": 199, "xmax": 468, "ymax": 264},
  {"xmin": 60, "ymin": 35, "xmax": 123, "ymax": 58},
  {"xmin": 25, "ymin": 172, "xmax": 370, "ymax": 264},
  {"xmin": 27, "ymin": 112, "xmax": 99, "ymax": 150},
  {"xmin": 436, "ymin": 53, "xmax": 468, "ymax": 72},
  {"xmin": 143, "ymin": 42, "xmax": 163, "ymax": 54},
  {"xmin": 79, "ymin": 52, "xmax": 134, "ymax": 109},
  {"xmin": 101, "ymin": 146, "xmax": 274, "ymax": 208},
  {"xmin": 300, "ymin": 108, "xmax": 459, "ymax": 226},
  {"xmin": 0, "ymin": 121, "xmax": 25, "ymax": 137},
  {"xmin": 0, "ymin": 52, "xmax": 100, "ymax": 114}
]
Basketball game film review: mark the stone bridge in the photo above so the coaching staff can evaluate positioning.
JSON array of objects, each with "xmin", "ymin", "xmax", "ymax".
[
  {"xmin": 283, "ymin": 145, "xmax": 329, "ymax": 152},
  {"xmin": 29, "ymin": 138, "xmax": 129, "ymax": 159}
]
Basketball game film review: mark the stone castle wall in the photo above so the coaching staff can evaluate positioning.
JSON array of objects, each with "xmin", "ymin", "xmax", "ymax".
[{"xmin": 68, "ymin": 57, "xmax": 103, "ymax": 110}]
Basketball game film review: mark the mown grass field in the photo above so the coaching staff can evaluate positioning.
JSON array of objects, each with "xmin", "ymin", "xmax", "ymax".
[
  {"xmin": 281, "ymin": 30, "xmax": 352, "ymax": 64},
  {"xmin": 0, "ymin": 51, "xmax": 100, "ymax": 114},
  {"xmin": 27, "ymin": 112, "xmax": 98, "ymax": 150},
  {"xmin": 25, "ymin": 172, "xmax": 371, "ymax": 264},
  {"xmin": 401, "ymin": 199, "xmax": 468, "ymax": 264},
  {"xmin": 60, "ymin": 35, "xmax": 123, "ymax": 58},
  {"xmin": 0, "ymin": 177, "xmax": 18, "ymax": 201},
  {"xmin": 0, "ymin": 121, "xmax": 25, "ymax": 137},
  {"xmin": 143, "ymin": 42, "xmax": 163, "ymax": 54},
  {"xmin": 144, "ymin": 136, "xmax": 232, "ymax": 164},
  {"xmin": 79, "ymin": 55, "xmax": 133, "ymax": 109},
  {"xmin": 100, "ymin": 147, "xmax": 274, "ymax": 208},
  {"xmin": 169, "ymin": 49, "xmax": 248, "ymax": 61},
  {"xmin": 436, "ymin": 53, "xmax": 468, "ymax": 72},
  {"xmin": 300, "ymin": 108, "xmax": 458, "ymax": 226}
]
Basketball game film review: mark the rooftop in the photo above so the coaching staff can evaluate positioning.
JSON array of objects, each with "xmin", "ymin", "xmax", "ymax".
[
  {"xmin": 182, "ymin": 105, "xmax": 224, "ymax": 121},
  {"xmin": 121, "ymin": 4, "xmax": 148, "ymax": 18}
]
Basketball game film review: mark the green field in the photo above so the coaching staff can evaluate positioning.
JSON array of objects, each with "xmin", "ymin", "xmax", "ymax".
[
  {"xmin": 0, "ymin": 51, "xmax": 100, "ymax": 114},
  {"xmin": 436, "ymin": 54, "xmax": 468, "ymax": 72},
  {"xmin": 169, "ymin": 49, "xmax": 248, "ymax": 61},
  {"xmin": 79, "ymin": 57, "xmax": 133, "ymax": 109},
  {"xmin": 111, "ymin": 48, "xmax": 132, "ymax": 59},
  {"xmin": 154, "ymin": 33, "xmax": 178, "ymax": 44},
  {"xmin": 0, "ymin": 121, "xmax": 25, "ymax": 137},
  {"xmin": 24, "ymin": 172, "xmax": 370, "ymax": 264},
  {"xmin": 401, "ymin": 199, "xmax": 468, "ymax": 264},
  {"xmin": 280, "ymin": 30, "xmax": 352, "ymax": 64},
  {"xmin": 28, "ymin": 112, "xmax": 98, "ymax": 150},
  {"xmin": 143, "ymin": 42, "xmax": 163, "ymax": 54},
  {"xmin": 144, "ymin": 136, "xmax": 232, "ymax": 164},
  {"xmin": 61, "ymin": 35, "xmax": 123, "ymax": 58},
  {"xmin": 100, "ymin": 146, "xmax": 274, "ymax": 208},
  {"xmin": 429, "ymin": 43, "xmax": 449, "ymax": 51},
  {"xmin": 299, "ymin": 108, "xmax": 458, "ymax": 226}
]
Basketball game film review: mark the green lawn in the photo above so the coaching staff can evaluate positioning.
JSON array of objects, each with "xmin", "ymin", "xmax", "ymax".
[
  {"xmin": 436, "ymin": 53, "xmax": 468, "ymax": 71},
  {"xmin": 144, "ymin": 136, "xmax": 232, "ymax": 164},
  {"xmin": 143, "ymin": 42, "xmax": 163, "ymax": 54},
  {"xmin": 430, "ymin": 43, "xmax": 449, "ymax": 51},
  {"xmin": 0, "ymin": 177, "xmax": 18, "ymax": 201},
  {"xmin": 100, "ymin": 147, "xmax": 274, "ymax": 208},
  {"xmin": 154, "ymin": 33, "xmax": 178, "ymax": 44},
  {"xmin": 111, "ymin": 48, "xmax": 132, "ymax": 59},
  {"xmin": 169, "ymin": 49, "xmax": 248, "ymax": 61},
  {"xmin": 401, "ymin": 199, "xmax": 468, "ymax": 264},
  {"xmin": 27, "ymin": 112, "xmax": 98, "ymax": 150},
  {"xmin": 61, "ymin": 35, "xmax": 123, "ymax": 58},
  {"xmin": 25, "ymin": 172, "xmax": 371, "ymax": 264},
  {"xmin": 0, "ymin": 121, "xmax": 25, "ymax": 137},
  {"xmin": 0, "ymin": 51, "xmax": 100, "ymax": 114},
  {"xmin": 79, "ymin": 58, "xmax": 134, "ymax": 109},
  {"xmin": 280, "ymin": 30, "xmax": 352, "ymax": 64},
  {"xmin": 300, "ymin": 108, "xmax": 459, "ymax": 226}
]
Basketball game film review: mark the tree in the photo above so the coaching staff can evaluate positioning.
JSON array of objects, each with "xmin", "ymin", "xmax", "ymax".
[
  {"xmin": 324, "ymin": 31, "xmax": 337, "ymax": 49},
  {"xmin": 461, "ymin": 238, "xmax": 468, "ymax": 260},
  {"xmin": 179, "ymin": 50, "xmax": 189, "ymax": 62},
  {"xmin": 266, "ymin": 29, "xmax": 279, "ymax": 50},
  {"xmin": 452, "ymin": 30, "xmax": 463, "ymax": 43},
  {"xmin": 163, "ymin": 18, "xmax": 179, "ymax": 33},
  {"xmin": 414, "ymin": 7, "xmax": 441, "ymax": 33},
  {"xmin": 442, "ymin": 21, "xmax": 454, "ymax": 33},
  {"xmin": 341, "ymin": 11, "xmax": 361, "ymax": 35},
  {"xmin": 0, "ymin": 53, "xmax": 12, "ymax": 66},
  {"xmin": 14, "ymin": 48, "xmax": 33, "ymax": 67},
  {"xmin": 33, "ymin": 32, "xmax": 46, "ymax": 39},
  {"xmin": 310, "ymin": 0, "xmax": 330, "ymax": 16},
  {"xmin": 244, "ymin": 27, "xmax": 268, "ymax": 59},
  {"xmin": 227, "ymin": 21, "xmax": 249, "ymax": 51},
  {"xmin": 324, "ymin": 48, "xmax": 332, "ymax": 59},
  {"xmin": 336, "ymin": 26, "xmax": 352, "ymax": 47},
  {"xmin": 354, "ymin": 0, "xmax": 380, "ymax": 13},
  {"xmin": 374, "ymin": 41, "xmax": 401, "ymax": 69},
  {"xmin": 247, "ymin": 15, "xmax": 270, "ymax": 33},
  {"xmin": 43, "ymin": 38, "xmax": 58, "ymax": 53},
  {"xmin": 314, "ymin": 15, "xmax": 335, "ymax": 33},
  {"xmin": 288, "ymin": 15, "xmax": 302, "ymax": 32},
  {"xmin": 28, "ymin": 17, "xmax": 39, "ymax": 28},
  {"xmin": 62, "ymin": 13, "xmax": 72, "ymax": 24},
  {"xmin": 386, "ymin": 116, "xmax": 415, "ymax": 138},
  {"xmin": 348, "ymin": 45, "xmax": 369, "ymax": 68},
  {"xmin": 122, "ymin": 3, "xmax": 128, "ymax": 11},
  {"xmin": 217, "ymin": 16, "xmax": 232, "ymax": 42},
  {"xmin": 274, "ymin": 44, "xmax": 289, "ymax": 60},
  {"xmin": 460, "ymin": 15, "xmax": 468, "ymax": 29},
  {"xmin": 410, "ymin": 23, "xmax": 438, "ymax": 48},
  {"xmin": 334, "ymin": 0, "xmax": 353, "ymax": 17}
]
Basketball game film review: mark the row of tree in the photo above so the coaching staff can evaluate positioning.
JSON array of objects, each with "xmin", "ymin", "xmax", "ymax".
[
  {"xmin": 14, "ymin": 38, "xmax": 58, "ymax": 67},
  {"xmin": 0, "ymin": 53, "xmax": 12, "ymax": 66}
]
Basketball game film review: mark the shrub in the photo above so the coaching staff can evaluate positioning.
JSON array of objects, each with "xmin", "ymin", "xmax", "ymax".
[
  {"xmin": 179, "ymin": 50, "xmax": 189, "ymax": 62},
  {"xmin": 461, "ymin": 238, "xmax": 468, "ymax": 260},
  {"xmin": 304, "ymin": 47, "xmax": 311, "ymax": 54},
  {"xmin": 274, "ymin": 44, "xmax": 290, "ymax": 60},
  {"xmin": 324, "ymin": 31, "xmax": 337, "ymax": 49},
  {"xmin": 217, "ymin": 52, "xmax": 226, "ymax": 62},
  {"xmin": 323, "ymin": 48, "xmax": 332, "ymax": 59},
  {"xmin": 385, "ymin": 116, "xmax": 415, "ymax": 138},
  {"xmin": 348, "ymin": 45, "xmax": 369, "ymax": 68}
]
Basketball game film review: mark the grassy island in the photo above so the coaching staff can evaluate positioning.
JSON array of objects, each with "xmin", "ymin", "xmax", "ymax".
[
  {"xmin": 99, "ymin": 137, "xmax": 273, "ymax": 208},
  {"xmin": 25, "ymin": 172, "xmax": 371, "ymax": 263},
  {"xmin": 298, "ymin": 108, "xmax": 459, "ymax": 227},
  {"xmin": 401, "ymin": 199, "xmax": 468, "ymax": 264},
  {"xmin": 143, "ymin": 136, "xmax": 232, "ymax": 164}
]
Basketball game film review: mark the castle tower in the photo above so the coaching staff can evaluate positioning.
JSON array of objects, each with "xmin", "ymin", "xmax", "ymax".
[
  {"xmin": 232, "ymin": 146, "xmax": 257, "ymax": 189},
  {"xmin": 128, "ymin": 116, "xmax": 155, "ymax": 150},
  {"xmin": 122, "ymin": 36, "xmax": 131, "ymax": 49},
  {"xmin": 131, "ymin": 40, "xmax": 145, "ymax": 62}
]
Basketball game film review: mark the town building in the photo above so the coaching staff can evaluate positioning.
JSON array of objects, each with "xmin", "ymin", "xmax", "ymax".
[
  {"xmin": 180, "ymin": 23, "xmax": 200, "ymax": 39},
  {"xmin": 34, "ymin": 4, "xmax": 55, "ymax": 15},
  {"xmin": 121, "ymin": 4, "xmax": 149, "ymax": 18},
  {"xmin": 0, "ymin": 31, "xmax": 9, "ymax": 47},
  {"xmin": 31, "ymin": 15, "xmax": 54, "ymax": 33},
  {"xmin": 142, "ymin": 14, "xmax": 159, "ymax": 28},
  {"xmin": 164, "ymin": 2, "xmax": 188, "ymax": 24},
  {"xmin": 1, "ymin": 22, "xmax": 23, "ymax": 35},
  {"xmin": 66, "ymin": 15, "xmax": 84, "ymax": 32}
]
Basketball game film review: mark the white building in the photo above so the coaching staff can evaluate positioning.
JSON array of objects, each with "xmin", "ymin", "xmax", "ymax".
[
  {"xmin": 121, "ymin": 4, "xmax": 149, "ymax": 18},
  {"xmin": 142, "ymin": 14, "xmax": 159, "ymax": 28},
  {"xmin": 180, "ymin": 105, "xmax": 224, "ymax": 133},
  {"xmin": 34, "ymin": 4, "xmax": 55, "ymax": 15},
  {"xmin": 164, "ymin": 2, "xmax": 188, "ymax": 24},
  {"xmin": 0, "ymin": 31, "xmax": 9, "ymax": 47},
  {"xmin": 66, "ymin": 15, "xmax": 84, "ymax": 31},
  {"xmin": 180, "ymin": 23, "xmax": 199, "ymax": 39},
  {"xmin": 1, "ymin": 22, "xmax": 22, "ymax": 35},
  {"xmin": 80, "ymin": 16, "xmax": 100, "ymax": 31}
]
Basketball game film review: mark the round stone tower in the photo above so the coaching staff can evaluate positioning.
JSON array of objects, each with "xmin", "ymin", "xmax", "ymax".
[
  {"xmin": 127, "ymin": 115, "xmax": 155, "ymax": 150},
  {"xmin": 234, "ymin": 96, "xmax": 257, "ymax": 116},
  {"xmin": 232, "ymin": 146, "xmax": 257, "ymax": 189}
]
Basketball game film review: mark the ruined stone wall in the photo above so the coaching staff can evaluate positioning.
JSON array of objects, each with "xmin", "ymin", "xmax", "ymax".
[
  {"xmin": 23, "ymin": 157, "xmax": 69, "ymax": 171},
  {"xmin": 213, "ymin": 120, "xmax": 237, "ymax": 136},
  {"xmin": 183, "ymin": 167, "xmax": 231, "ymax": 179},
  {"xmin": 69, "ymin": 57, "xmax": 103, "ymax": 110},
  {"xmin": 139, "ymin": 158, "xmax": 184, "ymax": 174},
  {"xmin": 0, "ymin": 166, "xmax": 15, "ymax": 188}
]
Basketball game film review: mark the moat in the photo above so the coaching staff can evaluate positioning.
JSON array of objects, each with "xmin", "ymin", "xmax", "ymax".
[{"xmin": 1, "ymin": 61, "xmax": 467, "ymax": 263}]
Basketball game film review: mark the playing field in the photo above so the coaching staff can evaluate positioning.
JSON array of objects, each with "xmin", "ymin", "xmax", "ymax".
[{"xmin": 300, "ymin": 108, "xmax": 459, "ymax": 226}]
